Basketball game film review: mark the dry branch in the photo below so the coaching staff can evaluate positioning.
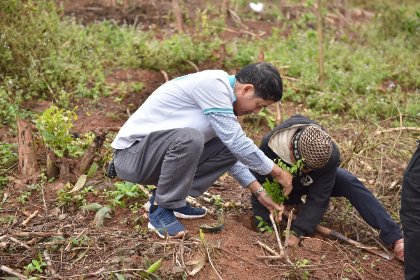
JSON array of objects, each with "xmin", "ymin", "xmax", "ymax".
[
  {"xmin": 256, "ymin": 240, "xmax": 279, "ymax": 256},
  {"xmin": 12, "ymin": 232, "xmax": 64, "ymax": 237},
  {"xmin": 8, "ymin": 236, "xmax": 31, "ymax": 249},
  {"xmin": 160, "ymin": 69, "xmax": 169, "ymax": 83},
  {"xmin": 376, "ymin": 127, "xmax": 420, "ymax": 134},
  {"xmin": 21, "ymin": 210, "xmax": 39, "ymax": 227},
  {"xmin": 269, "ymin": 214, "xmax": 284, "ymax": 257},
  {"xmin": 317, "ymin": 0, "xmax": 325, "ymax": 88},
  {"xmin": 276, "ymin": 101, "xmax": 282, "ymax": 126},
  {"xmin": 0, "ymin": 265, "xmax": 27, "ymax": 280},
  {"xmin": 172, "ymin": 0, "xmax": 183, "ymax": 32},
  {"xmin": 257, "ymin": 49, "xmax": 265, "ymax": 63},
  {"xmin": 186, "ymin": 60, "xmax": 199, "ymax": 72},
  {"xmin": 44, "ymin": 249, "xmax": 57, "ymax": 277}
]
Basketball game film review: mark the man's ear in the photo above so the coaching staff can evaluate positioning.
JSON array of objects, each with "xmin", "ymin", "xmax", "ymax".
[{"xmin": 242, "ymin": 84, "xmax": 254, "ymax": 95}]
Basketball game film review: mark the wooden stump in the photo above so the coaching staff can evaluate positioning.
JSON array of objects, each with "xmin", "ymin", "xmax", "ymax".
[
  {"xmin": 46, "ymin": 152, "xmax": 59, "ymax": 180},
  {"xmin": 47, "ymin": 150, "xmax": 71, "ymax": 184},
  {"xmin": 77, "ymin": 129, "xmax": 108, "ymax": 176},
  {"xmin": 16, "ymin": 117, "xmax": 37, "ymax": 177}
]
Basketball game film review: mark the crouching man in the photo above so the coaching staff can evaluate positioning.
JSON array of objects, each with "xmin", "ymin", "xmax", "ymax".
[
  {"xmin": 250, "ymin": 114, "xmax": 404, "ymax": 259},
  {"xmin": 111, "ymin": 63, "xmax": 292, "ymax": 239}
]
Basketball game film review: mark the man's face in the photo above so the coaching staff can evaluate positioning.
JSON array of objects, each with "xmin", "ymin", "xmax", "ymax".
[{"xmin": 233, "ymin": 87, "xmax": 275, "ymax": 116}]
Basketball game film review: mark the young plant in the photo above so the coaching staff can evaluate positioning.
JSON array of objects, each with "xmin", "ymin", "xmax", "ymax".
[
  {"xmin": 255, "ymin": 216, "xmax": 273, "ymax": 234},
  {"xmin": 263, "ymin": 158, "xmax": 305, "ymax": 205},
  {"xmin": 35, "ymin": 105, "xmax": 78, "ymax": 158},
  {"xmin": 24, "ymin": 253, "xmax": 47, "ymax": 274}
]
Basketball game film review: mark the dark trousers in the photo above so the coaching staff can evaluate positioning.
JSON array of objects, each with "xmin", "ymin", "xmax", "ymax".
[
  {"xmin": 114, "ymin": 128, "xmax": 238, "ymax": 209},
  {"xmin": 252, "ymin": 167, "xmax": 403, "ymax": 245},
  {"xmin": 400, "ymin": 140, "xmax": 420, "ymax": 280}
]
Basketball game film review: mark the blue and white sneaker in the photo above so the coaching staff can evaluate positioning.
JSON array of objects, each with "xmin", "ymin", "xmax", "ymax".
[
  {"xmin": 173, "ymin": 202, "xmax": 207, "ymax": 219},
  {"xmin": 148, "ymin": 206, "xmax": 188, "ymax": 239}
]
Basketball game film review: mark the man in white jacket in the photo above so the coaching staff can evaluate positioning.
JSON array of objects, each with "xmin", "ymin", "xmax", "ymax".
[{"xmin": 111, "ymin": 63, "xmax": 291, "ymax": 238}]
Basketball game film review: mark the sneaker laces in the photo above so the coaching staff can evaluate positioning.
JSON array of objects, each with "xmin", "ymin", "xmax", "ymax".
[{"xmin": 158, "ymin": 208, "xmax": 178, "ymax": 225}]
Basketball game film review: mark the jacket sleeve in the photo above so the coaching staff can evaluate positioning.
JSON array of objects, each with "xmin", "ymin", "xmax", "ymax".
[{"xmin": 291, "ymin": 167, "xmax": 336, "ymax": 237}]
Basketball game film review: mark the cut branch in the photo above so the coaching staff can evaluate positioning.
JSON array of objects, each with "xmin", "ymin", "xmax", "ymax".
[{"xmin": 269, "ymin": 214, "xmax": 284, "ymax": 257}]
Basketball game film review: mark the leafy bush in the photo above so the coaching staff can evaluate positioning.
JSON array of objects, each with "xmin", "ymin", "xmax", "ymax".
[{"xmin": 35, "ymin": 105, "xmax": 78, "ymax": 158}]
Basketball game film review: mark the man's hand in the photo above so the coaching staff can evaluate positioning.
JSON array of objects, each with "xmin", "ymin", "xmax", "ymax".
[
  {"xmin": 288, "ymin": 234, "xmax": 300, "ymax": 247},
  {"xmin": 269, "ymin": 164, "xmax": 293, "ymax": 196},
  {"xmin": 258, "ymin": 191, "xmax": 285, "ymax": 223},
  {"xmin": 247, "ymin": 181, "xmax": 284, "ymax": 222}
]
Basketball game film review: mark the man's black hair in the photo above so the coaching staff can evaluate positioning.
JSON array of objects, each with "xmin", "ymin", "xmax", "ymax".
[{"xmin": 235, "ymin": 62, "xmax": 283, "ymax": 102}]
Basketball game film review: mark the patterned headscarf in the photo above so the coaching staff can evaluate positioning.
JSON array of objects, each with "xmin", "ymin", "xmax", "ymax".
[{"xmin": 292, "ymin": 125, "xmax": 333, "ymax": 171}]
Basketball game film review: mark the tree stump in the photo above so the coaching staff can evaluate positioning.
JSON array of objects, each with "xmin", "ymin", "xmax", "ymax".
[
  {"xmin": 46, "ymin": 152, "xmax": 59, "ymax": 180},
  {"xmin": 77, "ymin": 128, "xmax": 108, "ymax": 176},
  {"xmin": 47, "ymin": 150, "xmax": 71, "ymax": 184},
  {"xmin": 17, "ymin": 117, "xmax": 37, "ymax": 177}
]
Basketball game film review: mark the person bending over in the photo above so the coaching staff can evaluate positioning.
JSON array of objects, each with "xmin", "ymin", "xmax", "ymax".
[
  {"xmin": 250, "ymin": 114, "xmax": 404, "ymax": 259},
  {"xmin": 111, "ymin": 63, "xmax": 292, "ymax": 238}
]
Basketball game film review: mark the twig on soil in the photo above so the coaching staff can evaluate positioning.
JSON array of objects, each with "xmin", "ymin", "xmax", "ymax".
[
  {"xmin": 269, "ymin": 214, "xmax": 284, "ymax": 257},
  {"xmin": 0, "ymin": 265, "xmax": 27, "ymax": 280},
  {"xmin": 40, "ymin": 183, "xmax": 48, "ymax": 220},
  {"xmin": 126, "ymin": 107, "xmax": 131, "ymax": 118},
  {"xmin": 256, "ymin": 240, "xmax": 279, "ymax": 256},
  {"xmin": 8, "ymin": 236, "xmax": 31, "ymax": 249},
  {"xmin": 186, "ymin": 60, "xmax": 199, "ymax": 72},
  {"xmin": 218, "ymin": 248, "xmax": 270, "ymax": 269},
  {"xmin": 342, "ymin": 263, "xmax": 364, "ymax": 280},
  {"xmin": 65, "ymin": 229, "xmax": 88, "ymax": 251},
  {"xmin": 21, "ymin": 210, "xmax": 39, "ymax": 227},
  {"xmin": 0, "ymin": 163, "xmax": 18, "ymax": 176},
  {"xmin": 44, "ymin": 249, "xmax": 58, "ymax": 278},
  {"xmin": 375, "ymin": 127, "xmax": 420, "ymax": 134},
  {"xmin": 137, "ymin": 184, "xmax": 151, "ymax": 197},
  {"xmin": 160, "ymin": 69, "xmax": 169, "ymax": 83},
  {"xmin": 67, "ymin": 268, "xmax": 158, "ymax": 278},
  {"xmin": 207, "ymin": 247, "xmax": 223, "ymax": 280},
  {"xmin": 180, "ymin": 235, "xmax": 188, "ymax": 274},
  {"xmin": 12, "ymin": 232, "xmax": 64, "ymax": 237},
  {"xmin": 284, "ymin": 209, "xmax": 293, "ymax": 261}
]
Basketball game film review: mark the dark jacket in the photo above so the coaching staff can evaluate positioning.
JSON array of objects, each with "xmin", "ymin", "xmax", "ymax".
[{"xmin": 251, "ymin": 114, "xmax": 341, "ymax": 237}]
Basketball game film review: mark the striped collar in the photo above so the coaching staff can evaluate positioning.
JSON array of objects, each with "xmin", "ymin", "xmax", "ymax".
[{"xmin": 227, "ymin": 75, "xmax": 237, "ymax": 102}]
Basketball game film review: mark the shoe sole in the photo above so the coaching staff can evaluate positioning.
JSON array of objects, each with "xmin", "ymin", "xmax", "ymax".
[
  {"xmin": 148, "ymin": 222, "xmax": 188, "ymax": 239},
  {"xmin": 174, "ymin": 210, "xmax": 207, "ymax": 219}
]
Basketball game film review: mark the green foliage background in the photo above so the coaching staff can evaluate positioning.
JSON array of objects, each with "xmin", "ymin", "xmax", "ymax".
[{"xmin": 0, "ymin": 0, "xmax": 419, "ymax": 126}]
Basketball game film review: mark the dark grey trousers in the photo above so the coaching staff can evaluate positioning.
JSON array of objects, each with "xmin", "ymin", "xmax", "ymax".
[
  {"xmin": 400, "ymin": 140, "xmax": 420, "ymax": 280},
  {"xmin": 114, "ymin": 128, "xmax": 238, "ymax": 209}
]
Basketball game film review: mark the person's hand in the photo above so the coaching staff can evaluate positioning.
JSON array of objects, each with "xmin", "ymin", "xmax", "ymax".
[
  {"xmin": 258, "ymin": 190, "xmax": 285, "ymax": 223},
  {"xmin": 288, "ymin": 234, "xmax": 300, "ymax": 247},
  {"xmin": 270, "ymin": 164, "xmax": 293, "ymax": 196}
]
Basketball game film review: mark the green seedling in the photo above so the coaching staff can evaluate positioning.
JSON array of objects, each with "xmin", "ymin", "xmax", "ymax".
[
  {"xmin": 263, "ymin": 158, "xmax": 305, "ymax": 206},
  {"xmin": 255, "ymin": 216, "xmax": 273, "ymax": 234}
]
